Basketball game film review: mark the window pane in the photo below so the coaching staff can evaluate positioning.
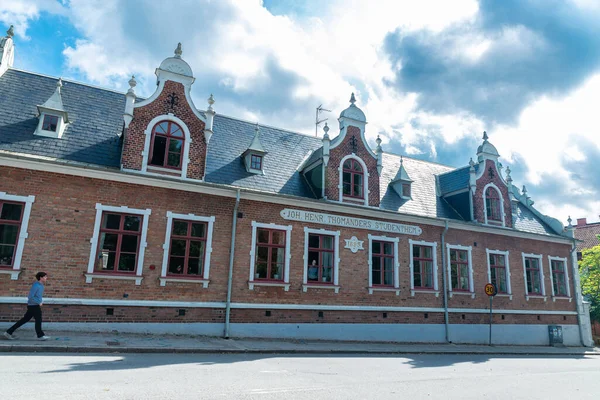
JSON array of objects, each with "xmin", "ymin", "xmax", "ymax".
[
  {"xmin": 424, "ymin": 261, "xmax": 433, "ymax": 287},
  {"xmin": 353, "ymin": 161, "xmax": 362, "ymax": 172},
  {"xmin": 384, "ymin": 269, "xmax": 393, "ymax": 286},
  {"xmin": 0, "ymin": 245, "xmax": 14, "ymax": 266},
  {"xmin": 384, "ymin": 243, "xmax": 393, "ymax": 255},
  {"xmin": 150, "ymin": 136, "xmax": 167, "ymax": 166},
  {"xmin": 271, "ymin": 230, "xmax": 285, "ymax": 245},
  {"xmin": 100, "ymin": 251, "xmax": 116, "ymax": 271},
  {"xmin": 343, "ymin": 182, "xmax": 351, "ymax": 195},
  {"xmin": 272, "ymin": 247, "xmax": 284, "ymax": 264},
  {"xmin": 423, "ymin": 246, "xmax": 432, "ymax": 259},
  {"xmin": 256, "ymin": 262, "xmax": 267, "ymax": 279},
  {"xmin": 343, "ymin": 171, "xmax": 351, "ymax": 184},
  {"xmin": 99, "ymin": 233, "xmax": 118, "ymax": 251},
  {"xmin": 322, "ymin": 267, "xmax": 332, "ymax": 282},
  {"xmin": 187, "ymin": 258, "xmax": 201, "ymax": 275},
  {"xmin": 308, "ymin": 251, "xmax": 319, "ymax": 266},
  {"xmin": 42, "ymin": 115, "xmax": 58, "ymax": 131},
  {"xmin": 118, "ymin": 254, "xmax": 136, "ymax": 271},
  {"xmin": 169, "ymin": 257, "xmax": 185, "ymax": 274},
  {"xmin": 173, "ymin": 221, "xmax": 189, "ymax": 236},
  {"xmin": 102, "ymin": 214, "xmax": 121, "ymax": 230},
  {"xmin": 1, "ymin": 203, "xmax": 22, "ymax": 221},
  {"xmin": 169, "ymin": 124, "xmax": 184, "ymax": 137},
  {"xmin": 256, "ymin": 246, "xmax": 269, "ymax": 263},
  {"xmin": 372, "ymin": 256, "xmax": 381, "ymax": 272},
  {"xmin": 343, "ymin": 160, "xmax": 351, "ymax": 169},
  {"xmin": 0, "ymin": 225, "xmax": 18, "ymax": 245},
  {"xmin": 191, "ymin": 223, "xmax": 205, "ymax": 238},
  {"xmin": 459, "ymin": 250, "xmax": 468, "ymax": 261},
  {"xmin": 322, "ymin": 252, "xmax": 333, "ymax": 267},
  {"xmin": 155, "ymin": 122, "xmax": 168, "ymax": 134},
  {"xmin": 189, "ymin": 241, "xmax": 204, "ymax": 258},
  {"xmin": 257, "ymin": 229, "xmax": 270, "ymax": 244},
  {"xmin": 120, "ymin": 235, "xmax": 138, "ymax": 253},
  {"xmin": 307, "ymin": 260, "xmax": 318, "ymax": 281},
  {"xmin": 372, "ymin": 241, "xmax": 381, "ymax": 254},
  {"xmin": 353, "ymin": 174, "xmax": 363, "ymax": 196},
  {"xmin": 451, "ymin": 264, "xmax": 458, "ymax": 288},
  {"xmin": 308, "ymin": 234, "xmax": 320, "ymax": 249},
  {"xmin": 413, "ymin": 260, "xmax": 422, "ymax": 287},
  {"xmin": 372, "ymin": 268, "xmax": 381, "ymax": 285},
  {"xmin": 413, "ymin": 245, "xmax": 420, "ymax": 258},
  {"xmin": 270, "ymin": 263, "xmax": 282, "ymax": 279},
  {"xmin": 123, "ymin": 216, "xmax": 140, "ymax": 232},
  {"xmin": 169, "ymin": 139, "xmax": 183, "ymax": 152},
  {"xmin": 170, "ymin": 239, "xmax": 186, "ymax": 256},
  {"xmin": 322, "ymin": 236, "xmax": 333, "ymax": 249},
  {"xmin": 167, "ymin": 152, "xmax": 181, "ymax": 167}
]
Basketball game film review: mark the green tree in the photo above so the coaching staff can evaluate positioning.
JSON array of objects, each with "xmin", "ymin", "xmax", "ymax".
[{"xmin": 579, "ymin": 236, "xmax": 600, "ymax": 322}]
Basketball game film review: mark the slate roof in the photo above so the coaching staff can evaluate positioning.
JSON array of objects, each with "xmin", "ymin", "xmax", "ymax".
[
  {"xmin": 0, "ymin": 69, "xmax": 124, "ymax": 168},
  {"xmin": 512, "ymin": 202, "xmax": 557, "ymax": 236},
  {"xmin": 438, "ymin": 166, "xmax": 470, "ymax": 195},
  {"xmin": 574, "ymin": 223, "xmax": 600, "ymax": 251}
]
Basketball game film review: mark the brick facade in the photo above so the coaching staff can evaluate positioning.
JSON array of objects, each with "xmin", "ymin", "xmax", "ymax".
[{"xmin": 473, "ymin": 159, "xmax": 513, "ymax": 227}]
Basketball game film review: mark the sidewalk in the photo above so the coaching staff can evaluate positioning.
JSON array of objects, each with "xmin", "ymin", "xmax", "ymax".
[{"xmin": 1, "ymin": 330, "xmax": 599, "ymax": 355}]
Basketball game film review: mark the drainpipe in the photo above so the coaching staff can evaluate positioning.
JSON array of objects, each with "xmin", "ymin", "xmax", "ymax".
[
  {"xmin": 224, "ymin": 189, "xmax": 241, "ymax": 339},
  {"xmin": 569, "ymin": 240, "xmax": 586, "ymax": 346},
  {"xmin": 440, "ymin": 219, "xmax": 450, "ymax": 342}
]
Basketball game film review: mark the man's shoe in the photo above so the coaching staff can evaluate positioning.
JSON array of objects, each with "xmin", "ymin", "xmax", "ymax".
[
  {"xmin": 3, "ymin": 332, "xmax": 15, "ymax": 340},
  {"xmin": 37, "ymin": 335, "xmax": 50, "ymax": 341}
]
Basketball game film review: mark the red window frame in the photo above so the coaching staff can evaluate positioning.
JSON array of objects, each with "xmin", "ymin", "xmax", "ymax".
[
  {"xmin": 307, "ymin": 233, "xmax": 335, "ymax": 284},
  {"xmin": 485, "ymin": 187, "xmax": 502, "ymax": 222},
  {"xmin": 450, "ymin": 249, "xmax": 469, "ymax": 291},
  {"xmin": 167, "ymin": 219, "xmax": 207, "ymax": 277},
  {"xmin": 95, "ymin": 212, "xmax": 142, "ymax": 274},
  {"xmin": 342, "ymin": 159, "xmax": 364, "ymax": 199},
  {"xmin": 551, "ymin": 260, "xmax": 568, "ymax": 296},
  {"xmin": 525, "ymin": 257, "xmax": 542, "ymax": 295},
  {"xmin": 412, "ymin": 245, "xmax": 434, "ymax": 289},
  {"xmin": 371, "ymin": 240, "xmax": 394, "ymax": 287},
  {"xmin": 0, "ymin": 201, "xmax": 24, "ymax": 269},
  {"xmin": 250, "ymin": 154, "xmax": 263, "ymax": 170},
  {"xmin": 254, "ymin": 228, "xmax": 286, "ymax": 281},
  {"xmin": 489, "ymin": 253, "xmax": 508, "ymax": 293},
  {"xmin": 42, "ymin": 115, "xmax": 59, "ymax": 132},
  {"xmin": 149, "ymin": 121, "xmax": 185, "ymax": 170}
]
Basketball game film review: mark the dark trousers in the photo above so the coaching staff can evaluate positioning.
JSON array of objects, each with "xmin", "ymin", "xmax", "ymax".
[{"xmin": 7, "ymin": 305, "xmax": 45, "ymax": 338}]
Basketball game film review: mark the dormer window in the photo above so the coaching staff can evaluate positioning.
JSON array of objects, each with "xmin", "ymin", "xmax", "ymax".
[
  {"xmin": 250, "ymin": 154, "xmax": 263, "ymax": 170},
  {"xmin": 242, "ymin": 123, "xmax": 267, "ymax": 174},
  {"xmin": 402, "ymin": 183, "xmax": 411, "ymax": 198},
  {"xmin": 42, "ymin": 115, "xmax": 58, "ymax": 132},
  {"xmin": 485, "ymin": 187, "xmax": 501, "ymax": 222},
  {"xmin": 390, "ymin": 156, "xmax": 413, "ymax": 200},
  {"xmin": 149, "ymin": 121, "xmax": 184, "ymax": 169},
  {"xmin": 342, "ymin": 159, "xmax": 363, "ymax": 198}
]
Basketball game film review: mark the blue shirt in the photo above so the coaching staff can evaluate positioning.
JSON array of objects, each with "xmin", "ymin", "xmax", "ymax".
[{"xmin": 27, "ymin": 281, "xmax": 44, "ymax": 306}]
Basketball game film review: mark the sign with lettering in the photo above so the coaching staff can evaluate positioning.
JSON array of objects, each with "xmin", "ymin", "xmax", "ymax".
[
  {"xmin": 280, "ymin": 209, "xmax": 422, "ymax": 236},
  {"xmin": 344, "ymin": 236, "xmax": 364, "ymax": 253}
]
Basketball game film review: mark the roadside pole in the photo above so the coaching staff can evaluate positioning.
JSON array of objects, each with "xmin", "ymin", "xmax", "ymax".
[{"xmin": 484, "ymin": 283, "xmax": 497, "ymax": 346}]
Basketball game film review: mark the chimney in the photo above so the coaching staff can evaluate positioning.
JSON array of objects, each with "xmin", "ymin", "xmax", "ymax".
[{"xmin": 576, "ymin": 218, "xmax": 587, "ymax": 226}]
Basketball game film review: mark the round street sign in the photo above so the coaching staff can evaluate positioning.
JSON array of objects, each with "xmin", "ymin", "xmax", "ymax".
[{"xmin": 484, "ymin": 283, "xmax": 497, "ymax": 297}]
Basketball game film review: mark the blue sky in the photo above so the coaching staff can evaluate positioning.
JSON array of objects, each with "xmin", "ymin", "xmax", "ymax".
[{"xmin": 2, "ymin": 0, "xmax": 600, "ymax": 224}]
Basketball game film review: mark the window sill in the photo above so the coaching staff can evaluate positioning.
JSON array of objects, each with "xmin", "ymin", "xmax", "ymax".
[
  {"xmin": 368, "ymin": 287, "xmax": 400, "ymax": 295},
  {"xmin": 449, "ymin": 291, "xmax": 475, "ymax": 299},
  {"xmin": 494, "ymin": 293, "xmax": 513, "ymax": 300},
  {"xmin": 411, "ymin": 289, "xmax": 440, "ymax": 297},
  {"xmin": 249, "ymin": 281, "xmax": 290, "ymax": 291},
  {"xmin": 303, "ymin": 283, "xmax": 340, "ymax": 294},
  {"xmin": 526, "ymin": 294, "xmax": 547, "ymax": 302},
  {"xmin": 0, "ymin": 268, "xmax": 21, "ymax": 280},
  {"xmin": 552, "ymin": 296, "xmax": 572, "ymax": 302},
  {"xmin": 159, "ymin": 277, "xmax": 209, "ymax": 288},
  {"xmin": 85, "ymin": 273, "xmax": 143, "ymax": 285}
]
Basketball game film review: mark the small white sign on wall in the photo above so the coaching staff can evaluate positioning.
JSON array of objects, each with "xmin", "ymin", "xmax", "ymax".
[{"xmin": 344, "ymin": 236, "xmax": 364, "ymax": 253}]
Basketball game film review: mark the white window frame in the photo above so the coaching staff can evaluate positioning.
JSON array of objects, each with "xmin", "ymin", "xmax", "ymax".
[
  {"xmin": 249, "ymin": 221, "xmax": 292, "ymax": 291},
  {"xmin": 486, "ymin": 249, "xmax": 512, "ymax": 300},
  {"xmin": 368, "ymin": 234, "xmax": 400, "ymax": 295},
  {"xmin": 303, "ymin": 227, "xmax": 340, "ymax": 293},
  {"xmin": 85, "ymin": 203, "xmax": 151, "ymax": 285},
  {"xmin": 521, "ymin": 252, "xmax": 546, "ymax": 301},
  {"xmin": 0, "ymin": 192, "xmax": 35, "ymax": 280},
  {"xmin": 409, "ymin": 239, "xmax": 439, "ymax": 297},
  {"xmin": 547, "ymin": 256, "xmax": 571, "ymax": 302},
  {"xmin": 141, "ymin": 114, "xmax": 192, "ymax": 179},
  {"xmin": 446, "ymin": 244, "xmax": 475, "ymax": 298},
  {"xmin": 482, "ymin": 183, "xmax": 505, "ymax": 226},
  {"xmin": 159, "ymin": 212, "xmax": 215, "ymax": 287},
  {"xmin": 338, "ymin": 154, "xmax": 369, "ymax": 206}
]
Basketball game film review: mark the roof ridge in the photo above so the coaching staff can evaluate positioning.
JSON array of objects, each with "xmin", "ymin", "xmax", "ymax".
[
  {"xmin": 214, "ymin": 113, "xmax": 322, "ymax": 142},
  {"xmin": 382, "ymin": 151, "xmax": 456, "ymax": 170},
  {"xmin": 7, "ymin": 68, "xmax": 127, "ymax": 95}
]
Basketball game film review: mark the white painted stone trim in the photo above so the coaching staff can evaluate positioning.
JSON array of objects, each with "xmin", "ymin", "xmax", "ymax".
[
  {"xmin": 159, "ymin": 211, "xmax": 215, "ymax": 287},
  {"xmin": 303, "ymin": 227, "xmax": 340, "ymax": 293},
  {"xmin": 140, "ymin": 114, "xmax": 192, "ymax": 178},
  {"xmin": 367, "ymin": 234, "xmax": 400, "ymax": 295},
  {"xmin": 338, "ymin": 154, "xmax": 370, "ymax": 206},
  {"xmin": 0, "ymin": 192, "xmax": 35, "ymax": 280},
  {"xmin": 446, "ymin": 244, "xmax": 475, "ymax": 298},
  {"xmin": 522, "ymin": 252, "xmax": 546, "ymax": 301},
  {"xmin": 409, "ymin": 239, "xmax": 439, "ymax": 296},
  {"xmin": 86, "ymin": 203, "xmax": 151, "ymax": 285},
  {"xmin": 486, "ymin": 249, "xmax": 512, "ymax": 299},
  {"xmin": 482, "ymin": 183, "xmax": 505, "ymax": 226},
  {"xmin": 547, "ymin": 256, "xmax": 571, "ymax": 301},
  {"xmin": 249, "ymin": 221, "xmax": 292, "ymax": 291}
]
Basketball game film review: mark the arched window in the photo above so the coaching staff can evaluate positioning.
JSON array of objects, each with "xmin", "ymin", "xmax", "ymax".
[
  {"xmin": 342, "ymin": 159, "xmax": 364, "ymax": 198},
  {"xmin": 149, "ymin": 121, "xmax": 184, "ymax": 169},
  {"xmin": 485, "ymin": 187, "xmax": 502, "ymax": 222}
]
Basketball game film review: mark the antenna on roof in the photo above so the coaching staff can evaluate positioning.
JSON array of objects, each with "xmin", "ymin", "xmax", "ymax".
[{"xmin": 315, "ymin": 104, "xmax": 331, "ymax": 137}]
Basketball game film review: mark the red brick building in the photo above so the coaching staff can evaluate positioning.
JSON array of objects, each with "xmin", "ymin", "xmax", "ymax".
[{"xmin": 0, "ymin": 33, "xmax": 594, "ymax": 345}]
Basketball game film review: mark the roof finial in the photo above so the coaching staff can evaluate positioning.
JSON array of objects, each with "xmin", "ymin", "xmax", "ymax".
[
  {"xmin": 255, "ymin": 122, "xmax": 260, "ymax": 134},
  {"xmin": 505, "ymin": 166, "xmax": 512, "ymax": 183},
  {"xmin": 567, "ymin": 216, "xmax": 573, "ymax": 228},
  {"xmin": 174, "ymin": 42, "xmax": 182, "ymax": 58},
  {"xmin": 127, "ymin": 75, "xmax": 137, "ymax": 95},
  {"xmin": 522, "ymin": 185, "xmax": 528, "ymax": 196},
  {"xmin": 6, "ymin": 25, "xmax": 14, "ymax": 38},
  {"xmin": 323, "ymin": 122, "xmax": 330, "ymax": 139},
  {"xmin": 207, "ymin": 94, "xmax": 215, "ymax": 111},
  {"xmin": 400, "ymin": 155, "xmax": 404, "ymax": 166},
  {"xmin": 349, "ymin": 92, "xmax": 356, "ymax": 105},
  {"xmin": 482, "ymin": 131, "xmax": 488, "ymax": 141},
  {"xmin": 56, "ymin": 78, "xmax": 63, "ymax": 94}
]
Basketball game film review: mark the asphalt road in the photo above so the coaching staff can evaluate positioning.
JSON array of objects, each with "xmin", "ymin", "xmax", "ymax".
[{"xmin": 0, "ymin": 352, "xmax": 598, "ymax": 399}]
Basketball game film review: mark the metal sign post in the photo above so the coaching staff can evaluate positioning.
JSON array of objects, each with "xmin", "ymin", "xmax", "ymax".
[{"xmin": 484, "ymin": 283, "xmax": 497, "ymax": 346}]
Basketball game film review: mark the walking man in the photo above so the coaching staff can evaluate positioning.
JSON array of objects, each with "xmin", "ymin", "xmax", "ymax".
[{"xmin": 4, "ymin": 272, "xmax": 50, "ymax": 341}]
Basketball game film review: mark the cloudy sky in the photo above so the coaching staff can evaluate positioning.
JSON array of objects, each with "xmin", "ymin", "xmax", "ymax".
[{"xmin": 2, "ymin": 0, "xmax": 600, "ymax": 225}]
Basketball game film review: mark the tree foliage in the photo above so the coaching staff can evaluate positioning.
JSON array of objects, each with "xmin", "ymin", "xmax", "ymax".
[{"xmin": 579, "ymin": 238, "xmax": 600, "ymax": 322}]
